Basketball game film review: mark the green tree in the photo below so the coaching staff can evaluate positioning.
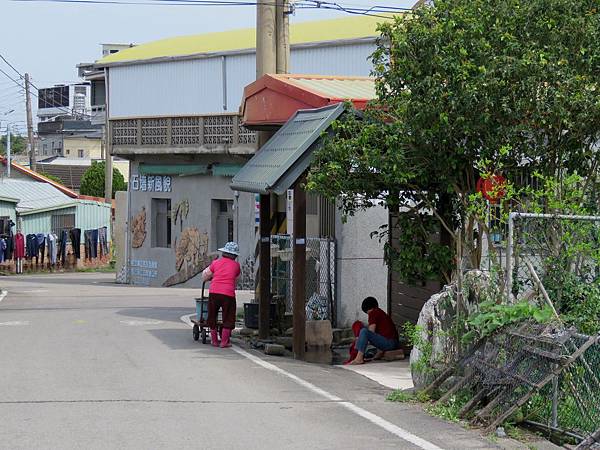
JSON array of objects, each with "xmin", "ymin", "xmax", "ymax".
[
  {"xmin": 0, "ymin": 134, "xmax": 27, "ymax": 154},
  {"xmin": 80, "ymin": 161, "xmax": 126, "ymax": 198},
  {"xmin": 308, "ymin": 0, "xmax": 600, "ymax": 281}
]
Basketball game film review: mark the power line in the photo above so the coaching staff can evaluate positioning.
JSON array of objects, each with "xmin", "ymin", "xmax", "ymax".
[
  {"xmin": 11, "ymin": 0, "xmax": 410, "ymax": 16},
  {"xmin": 0, "ymin": 67, "xmax": 24, "ymax": 91},
  {"xmin": 0, "ymin": 53, "xmax": 91, "ymax": 118},
  {"xmin": 0, "ymin": 54, "xmax": 25, "ymax": 80}
]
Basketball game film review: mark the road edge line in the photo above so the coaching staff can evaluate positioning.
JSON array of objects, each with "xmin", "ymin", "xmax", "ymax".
[
  {"xmin": 179, "ymin": 313, "xmax": 443, "ymax": 450},
  {"xmin": 0, "ymin": 289, "xmax": 7, "ymax": 303}
]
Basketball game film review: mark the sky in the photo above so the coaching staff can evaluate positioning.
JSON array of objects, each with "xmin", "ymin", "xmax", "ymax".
[{"xmin": 0, "ymin": 0, "xmax": 414, "ymax": 134}]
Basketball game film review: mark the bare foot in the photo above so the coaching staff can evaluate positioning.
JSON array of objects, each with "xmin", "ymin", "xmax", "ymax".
[
  {"xmin": 373, "ymin": 350, "xmax": 385, "ymax": 360},
  {"xmin": 348, "ymin": 357, "xmax": 365, "ymax": 365}
]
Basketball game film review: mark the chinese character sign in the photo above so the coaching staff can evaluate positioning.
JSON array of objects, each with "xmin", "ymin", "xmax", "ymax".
[
  {"xmin": 131, "ymin": 174, "xmax": 173, "ymax": 193},
  {"xmin": 163, "ymin": 176, "xmax": 172, "ymax": 192}
]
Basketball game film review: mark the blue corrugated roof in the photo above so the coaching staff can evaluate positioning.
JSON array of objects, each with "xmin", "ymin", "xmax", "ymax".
[
  {"xmin": 231, "ymin": 103, "xmax": 345, "ymax": 195},
  {"xmin": 0, "ymin": 180, "xmax": 76, "ymax": 214}
]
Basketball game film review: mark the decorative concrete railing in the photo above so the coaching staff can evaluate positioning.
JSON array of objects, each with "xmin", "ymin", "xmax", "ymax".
[{"xmin": 111, "ymin": 114, "xmax": 257, "ymax": 152}]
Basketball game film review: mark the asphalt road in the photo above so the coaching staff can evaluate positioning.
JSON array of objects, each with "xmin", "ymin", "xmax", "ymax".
[{"xmin": 0, "ymin": 273, "xmax": 501, "ymax": 450}]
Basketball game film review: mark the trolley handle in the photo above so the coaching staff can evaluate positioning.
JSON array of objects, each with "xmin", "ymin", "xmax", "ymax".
[{"xmin": 201, "ymin": 281, "xmax": 207, "ymax": 300}]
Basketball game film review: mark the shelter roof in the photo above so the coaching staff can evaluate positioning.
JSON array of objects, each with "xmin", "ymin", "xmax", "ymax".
[
  {"xmin": 96, "ymin": 15, "xmax": 393, "ymax": 66},
  {"xmin": 231, "ymin": 103, "xmax": 345, "ymax": 195},
  {"xmin": 242, "ymin": 74, "xmax": 376, "ymax": 127}
]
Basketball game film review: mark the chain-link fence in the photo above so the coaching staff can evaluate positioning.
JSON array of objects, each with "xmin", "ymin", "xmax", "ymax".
[
  {"xmin": 429, "ymin": 321, "xmax": 600, "ymax": 446},
  {"xmin": 506, "ymin": 213, "xmax": 600, "ymax": 308},
  {"xmin": 524, "ymin": 332, "xmax": 600, "ymax": 444},
  {"xmin": 270, "ymin": 235, "xmax": 337, "ymax": 324}
]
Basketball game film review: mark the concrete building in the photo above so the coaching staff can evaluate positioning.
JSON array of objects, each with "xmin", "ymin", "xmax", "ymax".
[
  {"xmin": 62, "ymin": 133, "xmax": 102, "ymax": 159},
  {"xmin": 37, "ymin": 119, "xmax": 103, "ymax": 159},
  {"xmin": 37, "ymin": 83, "xmax": 91, "ymax": 122},
  {"xmin": 91, "ymin": 15, "xmax": 391, "ymax": 290}
]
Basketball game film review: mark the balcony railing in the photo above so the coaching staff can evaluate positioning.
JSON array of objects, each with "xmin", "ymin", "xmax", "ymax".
[{"xmin": 110, "ymin": 114, "xmax": 258, "ymax": 154}]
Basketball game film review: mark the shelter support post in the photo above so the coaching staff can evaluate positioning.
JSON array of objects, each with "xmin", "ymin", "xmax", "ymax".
[
  {"xmin": 259, "ymin": 194, "xmax": 271, "ymax": 340},
  {"xmin": 292, "ymin": 179, "xmax": 306, "ymax": 360}
]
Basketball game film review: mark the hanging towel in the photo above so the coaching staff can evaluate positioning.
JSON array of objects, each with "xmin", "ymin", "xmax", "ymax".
[{"xmin": 14, "ymin": 233, "xmax": 25, "ymax": 259}]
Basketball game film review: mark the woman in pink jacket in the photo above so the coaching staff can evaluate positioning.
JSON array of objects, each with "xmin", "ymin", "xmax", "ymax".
[{"xmin": 202, "ymin": 242, "xmax": 241, "ymax": 348}]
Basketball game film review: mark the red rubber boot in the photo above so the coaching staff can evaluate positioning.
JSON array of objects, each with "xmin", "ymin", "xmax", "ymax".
[
  {"xmin": 220, "ymin": 328, "xmax": 232, "ymax": 348},
  {"xmin": 210, "ymin": 329, "xmax": 220, "ymax": 347}
]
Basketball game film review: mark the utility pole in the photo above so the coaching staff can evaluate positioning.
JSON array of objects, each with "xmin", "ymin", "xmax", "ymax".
[
  {"xmin": 6, "ymin": 125, "xmax": 11, "ymax": 178},
  {"xmin": 256, "ymin": 0, "xmax": 291, "ymax": 342},
  {"xmin": 24, "ymin": 73, "xmax": 36, "ymax": 172},
  {"xmin": 256, "ymin": 0, "xmax": 276, "ymax": 340},
  {"xmin": 276, "ymin": 0, "xmax": 290, "ymax": 75},
  {"xmin": 104, "ymin": 68, "xmax": 113, "ymax": 204},
  {"xmin": 104, "ymin": 123, "xmax": 113, "ymax": 203}
]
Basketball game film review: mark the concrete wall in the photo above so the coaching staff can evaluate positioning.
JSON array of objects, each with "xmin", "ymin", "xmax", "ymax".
[
  {"xmin": 39, "ymin": 135, "xmax": 64, "ymax": 158},
  {"xmin": 335, "ymin": 205, "xmax": 388, "ymax": 327},
  {"xmin": 126, "ymin": 156, "xmax": 255, "ymax": 288},
  {"xmin": 112, "ymin": 160, "xmax": 130, "ymax": 181},
  {"xmin": 63, "ymin": 137, "xmax": 102, "ymax": 159}
]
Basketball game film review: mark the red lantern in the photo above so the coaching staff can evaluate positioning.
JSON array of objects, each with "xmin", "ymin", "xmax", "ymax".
[{"xmin": 476, "ymin": 174, "xmax": 506, "ymax": 203}]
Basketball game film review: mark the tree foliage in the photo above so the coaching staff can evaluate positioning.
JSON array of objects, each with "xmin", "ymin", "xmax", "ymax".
[
  {"xmin": 307, "ymin": 0, "xmax": 600, "ymax": 282},
  {"xmin": 0, "ymin": 134, "xmax": 27, "ymax": 155},
  {"xmin": 80, "ymin": 161, "xmax": 126, "ymax": 198},
  {"xmin": 38, "ymin": 172, "xmax": 65, "ymax": 186}
]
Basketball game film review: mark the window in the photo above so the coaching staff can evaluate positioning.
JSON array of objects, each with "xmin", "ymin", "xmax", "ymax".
[
  {"xmin": 78, "ymin": 149, "xmax": 84, "ymax": 158},
  {"xmin": 91, "ymin": 80, "xmax": 106, "ymax": 107},
  {"xmin": 151, "ymin": 199, "xmax": 171, "ymax": 248},
  {"xmin": 219, "ymin": 199, "xmax": 230, "ymax": 213},
  {"xmin": 213, "ymin": 199, "xmax": 233, "ymax": 250},
  {"xmin": 51, "ymin": 214, "xmax": 75, "ymax": 236},
  {"xmin": 66, "ymin": 149, "xmax": 70, "ymax": 155},
  {"xmin": 38, "ymin": 86, "xmax": 69, "ymax": 109}
]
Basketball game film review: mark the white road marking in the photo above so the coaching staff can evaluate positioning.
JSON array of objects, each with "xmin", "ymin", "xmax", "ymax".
[
  {"xmin": 120, "ymin": 320, "xmax": 163, "ymax": 326},
  {"xmin": 0, "ymin": 321, "xmax": 30, "ymax": 326},
  {"xmin": 21, "ymin": 289, "xmax": 48, "ymax": 294},
  {"xmin": 180, "ymin": 313, "xmax": 443, "ymax": 450},
  {"xmin": 0, "ymin": 290, "xmax": 7, "ymax": 303}
]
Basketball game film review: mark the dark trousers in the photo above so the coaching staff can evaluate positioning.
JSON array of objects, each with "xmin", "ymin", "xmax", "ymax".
[
  {"xmin": 70, "ymin": 229, "xmax": 81, "ymax": 259},
  {"xmin": 91, "ymin": 229, "xmax": 98, "ymax": 258},
  {"xmin": 59, "ymin": 230, "xmax": 68, "ymax": 265},
  {"xmin": 207, "ymin": 293, "xmax": 236, "ymax": 330}
]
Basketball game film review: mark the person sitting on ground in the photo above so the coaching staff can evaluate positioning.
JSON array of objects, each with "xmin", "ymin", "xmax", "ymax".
[
  {"xmin": 202, "ymin": 241, "xmax": 241, "ymax": 348},
  {"xmin": 348, "ymin": 296, "xmax": 400, "ymax": 365}
]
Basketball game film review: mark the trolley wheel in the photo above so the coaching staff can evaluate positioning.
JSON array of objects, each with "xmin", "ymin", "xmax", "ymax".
[
  {"xmin": 201, "ymin": 327, "xmax": 207, "ymax": 344},
  {"xmin": 193, "ymin": 324, "xmax": 200, "ymax": 341}
]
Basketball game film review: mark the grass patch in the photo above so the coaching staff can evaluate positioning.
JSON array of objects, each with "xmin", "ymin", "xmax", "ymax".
[
  {"xmin": 387, "ymin": 390, "xmax": 415, "ymax": 403},
  {"xmin": 387, "ymin": 389, "xmax": 431, "ymax": 403},
  {"xmin": 425, "ymin": 393, "xmax": 470, "ymax": 423}
]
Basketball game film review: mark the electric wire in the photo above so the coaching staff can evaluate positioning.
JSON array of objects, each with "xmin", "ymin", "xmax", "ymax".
[
  {"xmin": 0, "ymin": 53, "xmax": 90, "ymax": 118},
  {"xmin": 11, "ymin": 0, "xmax": 410, "ymax": 16}
]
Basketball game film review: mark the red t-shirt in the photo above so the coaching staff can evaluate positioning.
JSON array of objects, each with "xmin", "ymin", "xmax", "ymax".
[
  {"xmin": 208, "ymin": 257, "xmax": 241, "ymax": 298},
  {"xmin": 368, "ymin": 307, "xmax": 399, "ymax": 341}
]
